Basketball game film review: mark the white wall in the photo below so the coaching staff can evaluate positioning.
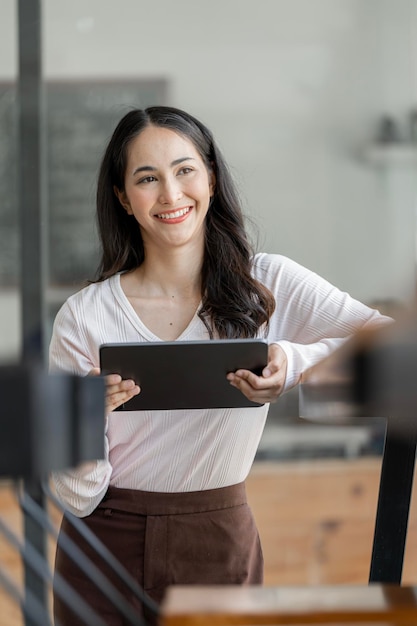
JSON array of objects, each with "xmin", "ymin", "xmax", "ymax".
[{"xmin": 1, "ymin": 0, "xmax": 417, "ymax": 358}]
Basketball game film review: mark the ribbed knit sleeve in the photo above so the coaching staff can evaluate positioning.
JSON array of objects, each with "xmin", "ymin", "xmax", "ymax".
[
  {"xmin": 252, "ymin": 254, "xmax": 393, "ymax": 391},
  {"xmin": 49, "ymin": 297, "xmax": 113, "ymax": 517}
]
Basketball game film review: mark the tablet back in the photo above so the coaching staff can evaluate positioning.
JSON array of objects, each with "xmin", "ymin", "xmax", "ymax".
[{"xmin": 100, "ymin": 339, "xmax": 268, "ymax": 410}]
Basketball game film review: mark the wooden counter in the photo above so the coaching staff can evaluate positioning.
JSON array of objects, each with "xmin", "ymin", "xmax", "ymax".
[{"xmin": 160, "ymin": 583, "xmax": 417, "ymax": 625}]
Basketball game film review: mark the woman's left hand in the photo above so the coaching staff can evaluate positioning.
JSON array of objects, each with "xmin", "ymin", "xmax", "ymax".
[{"xmin": 226, "ymin": 343, "xmax": 287, "ymax": 404}]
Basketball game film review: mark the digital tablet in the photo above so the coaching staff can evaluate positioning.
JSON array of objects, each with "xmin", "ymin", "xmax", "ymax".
[{"xmin": 99, "ymin": 339, "xmax": 268, "ymax": 411}]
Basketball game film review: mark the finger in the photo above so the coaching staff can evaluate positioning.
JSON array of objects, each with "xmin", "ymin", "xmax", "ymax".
[
  {"xmin": 229, "ymin": 377, "xmax": 281, "ymax": 403},
  {"xmin": 106, "ymin": 376, "xmax": 136, "ymax": 395},
  {"xmin": 227, "ymin": 368, "xmax": 279, "ymax": 390},
  {"xmin": 107, "ymin": 385, "xmax": 140, "ymax": 412},
  {"xmin": 105, "ymin": 373, "xmax": 123, "ymax": 387},
  {"xmin": 88, "ymin": 368, "xmax": 124, "ymax": 387},
  {"xmin": 227, "ymin": 368, "xmax": 285, "ymax": 402}
]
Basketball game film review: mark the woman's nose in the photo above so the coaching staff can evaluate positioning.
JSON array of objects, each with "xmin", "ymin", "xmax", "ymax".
[{"xmin": 159, "ymin": 178, "xmax": 182, "ymax": 205}]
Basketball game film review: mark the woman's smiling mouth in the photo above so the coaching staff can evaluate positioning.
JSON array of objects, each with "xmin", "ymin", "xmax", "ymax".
[{"xmin": 155, "ymin": 206, "xmax": 192, "ymax": 221}]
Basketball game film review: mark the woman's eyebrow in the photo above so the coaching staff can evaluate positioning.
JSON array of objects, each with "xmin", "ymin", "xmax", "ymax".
[
  {"xmin": 172, "ymin": 157, "xmax": 195, "ymax": 166},
  {"xmin": 132, "ymin": 157, "xmax": 195, "ymax": 176},
  {"xmin": 132, "ymin": 165, "xmax": 156, "ymax": 175}
]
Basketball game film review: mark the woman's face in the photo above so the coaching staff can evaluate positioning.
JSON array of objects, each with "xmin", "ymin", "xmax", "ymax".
[{"xmin": 116, "ymin": 125, "xmax": 215, "ymax": 253}]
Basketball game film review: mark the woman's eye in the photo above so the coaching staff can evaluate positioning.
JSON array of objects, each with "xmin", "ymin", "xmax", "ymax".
[
  {"xmin": 178, "ymin": 167, "xmax": 193, "ymax": 175},
  {"xmin": 138, "ymin": 175, "xmax": 156, "ymax": 184}
]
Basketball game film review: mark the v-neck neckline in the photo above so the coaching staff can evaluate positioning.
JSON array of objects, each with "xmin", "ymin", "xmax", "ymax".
[{"xmin": 110, "ymin": 273, "xmax": 203, "ymax": 342}]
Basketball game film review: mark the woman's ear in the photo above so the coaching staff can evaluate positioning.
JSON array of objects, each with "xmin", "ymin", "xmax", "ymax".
[
  {"xmin": 208, "ymin": 167, "xmax": 216, "ymax": 197},
  {"xmin": 113, "ymin": 185, "xmax": 132, "ymax": 214}
]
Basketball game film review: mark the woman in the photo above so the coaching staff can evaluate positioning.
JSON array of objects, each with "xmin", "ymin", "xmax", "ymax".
[{"xmin": 49, "ymin": 106, "xmax": 391, "ymax": 625}]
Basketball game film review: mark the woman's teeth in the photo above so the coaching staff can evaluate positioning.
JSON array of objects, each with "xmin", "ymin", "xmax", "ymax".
[{"xmin": 157, "ymin": 207, "xmax": 190, "ymax": 220}]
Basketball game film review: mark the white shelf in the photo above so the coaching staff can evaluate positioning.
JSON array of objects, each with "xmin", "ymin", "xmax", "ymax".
[{"xmin": 364, "ymin": 143, "xmax": 417, "ymax": 165}]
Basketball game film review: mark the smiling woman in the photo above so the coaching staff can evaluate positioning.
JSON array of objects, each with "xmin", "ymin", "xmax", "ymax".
[
  {"xmin": 48, "ymin": 105, "xmax": 392, "ymax": 625},
  {"xmin": 93, "ymin": 106, "xmax": 276, "ymax": 341},
  {"xmin": 114, "ymin": 125, "xmax": 215, "ymax": 252}
]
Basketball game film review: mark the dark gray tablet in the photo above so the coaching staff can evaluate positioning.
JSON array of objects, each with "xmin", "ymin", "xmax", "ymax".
[{"xmin": 99, "ymin": 339, "xmax": 268, "ymax": 410}]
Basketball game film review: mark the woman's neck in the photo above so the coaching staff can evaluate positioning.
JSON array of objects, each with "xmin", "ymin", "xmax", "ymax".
[{"xmin": 127, "ymin": 245, "xmax": 204, "ymax": 299}]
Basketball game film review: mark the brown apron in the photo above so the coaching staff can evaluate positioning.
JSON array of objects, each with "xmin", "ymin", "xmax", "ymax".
[{"xmin": 53, "ymin": 482, "xmax": 264, "ymax": 625}]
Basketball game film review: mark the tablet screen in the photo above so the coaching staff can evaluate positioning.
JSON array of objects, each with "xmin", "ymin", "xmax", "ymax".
[{"xmin": 99, "ymin": 339, "xmax": 268, "ymax": 410}]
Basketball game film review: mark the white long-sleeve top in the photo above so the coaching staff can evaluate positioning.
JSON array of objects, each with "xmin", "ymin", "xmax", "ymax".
[{"xmin": 50, "ymin": 253, "xmax": 391, "ymax": 517}]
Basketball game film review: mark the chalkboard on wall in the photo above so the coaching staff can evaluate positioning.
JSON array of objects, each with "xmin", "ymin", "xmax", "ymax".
[{"xmin": 0, "ymin": 79, "xmax": 167, "ymax": 287}]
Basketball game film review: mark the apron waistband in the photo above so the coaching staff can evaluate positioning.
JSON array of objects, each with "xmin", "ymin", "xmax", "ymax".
[{"xmin": 97, "ymin": 482, "xmax": 247, "ymax": 516}]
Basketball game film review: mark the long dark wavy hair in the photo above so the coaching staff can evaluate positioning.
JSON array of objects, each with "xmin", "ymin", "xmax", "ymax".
[{"xmin": 94, "ymin": 105, "xmax": 275, "ymax": 338}]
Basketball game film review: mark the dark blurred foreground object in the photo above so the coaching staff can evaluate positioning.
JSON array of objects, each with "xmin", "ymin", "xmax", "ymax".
[
  {"xmin": 0, "ymin": 366, "xmax": 105, "ymax": 478},
  {"xmin": 299, "ymin": 315, "xmax": 417, "ymax": 422},
  {"xmin": 299, "ymin": 313, "xmax": 417, "ymax": 584}
]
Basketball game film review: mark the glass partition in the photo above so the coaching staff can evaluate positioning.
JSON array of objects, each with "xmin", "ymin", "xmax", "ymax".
[{"xmin": 0, "ymin": 7, "xmax": 416, "ymax": 626}]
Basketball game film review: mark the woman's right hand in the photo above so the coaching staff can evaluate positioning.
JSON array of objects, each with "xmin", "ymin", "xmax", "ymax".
[{"xmin": 89, "ymin": 368, "xmax": 140, "ymax": 414}]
